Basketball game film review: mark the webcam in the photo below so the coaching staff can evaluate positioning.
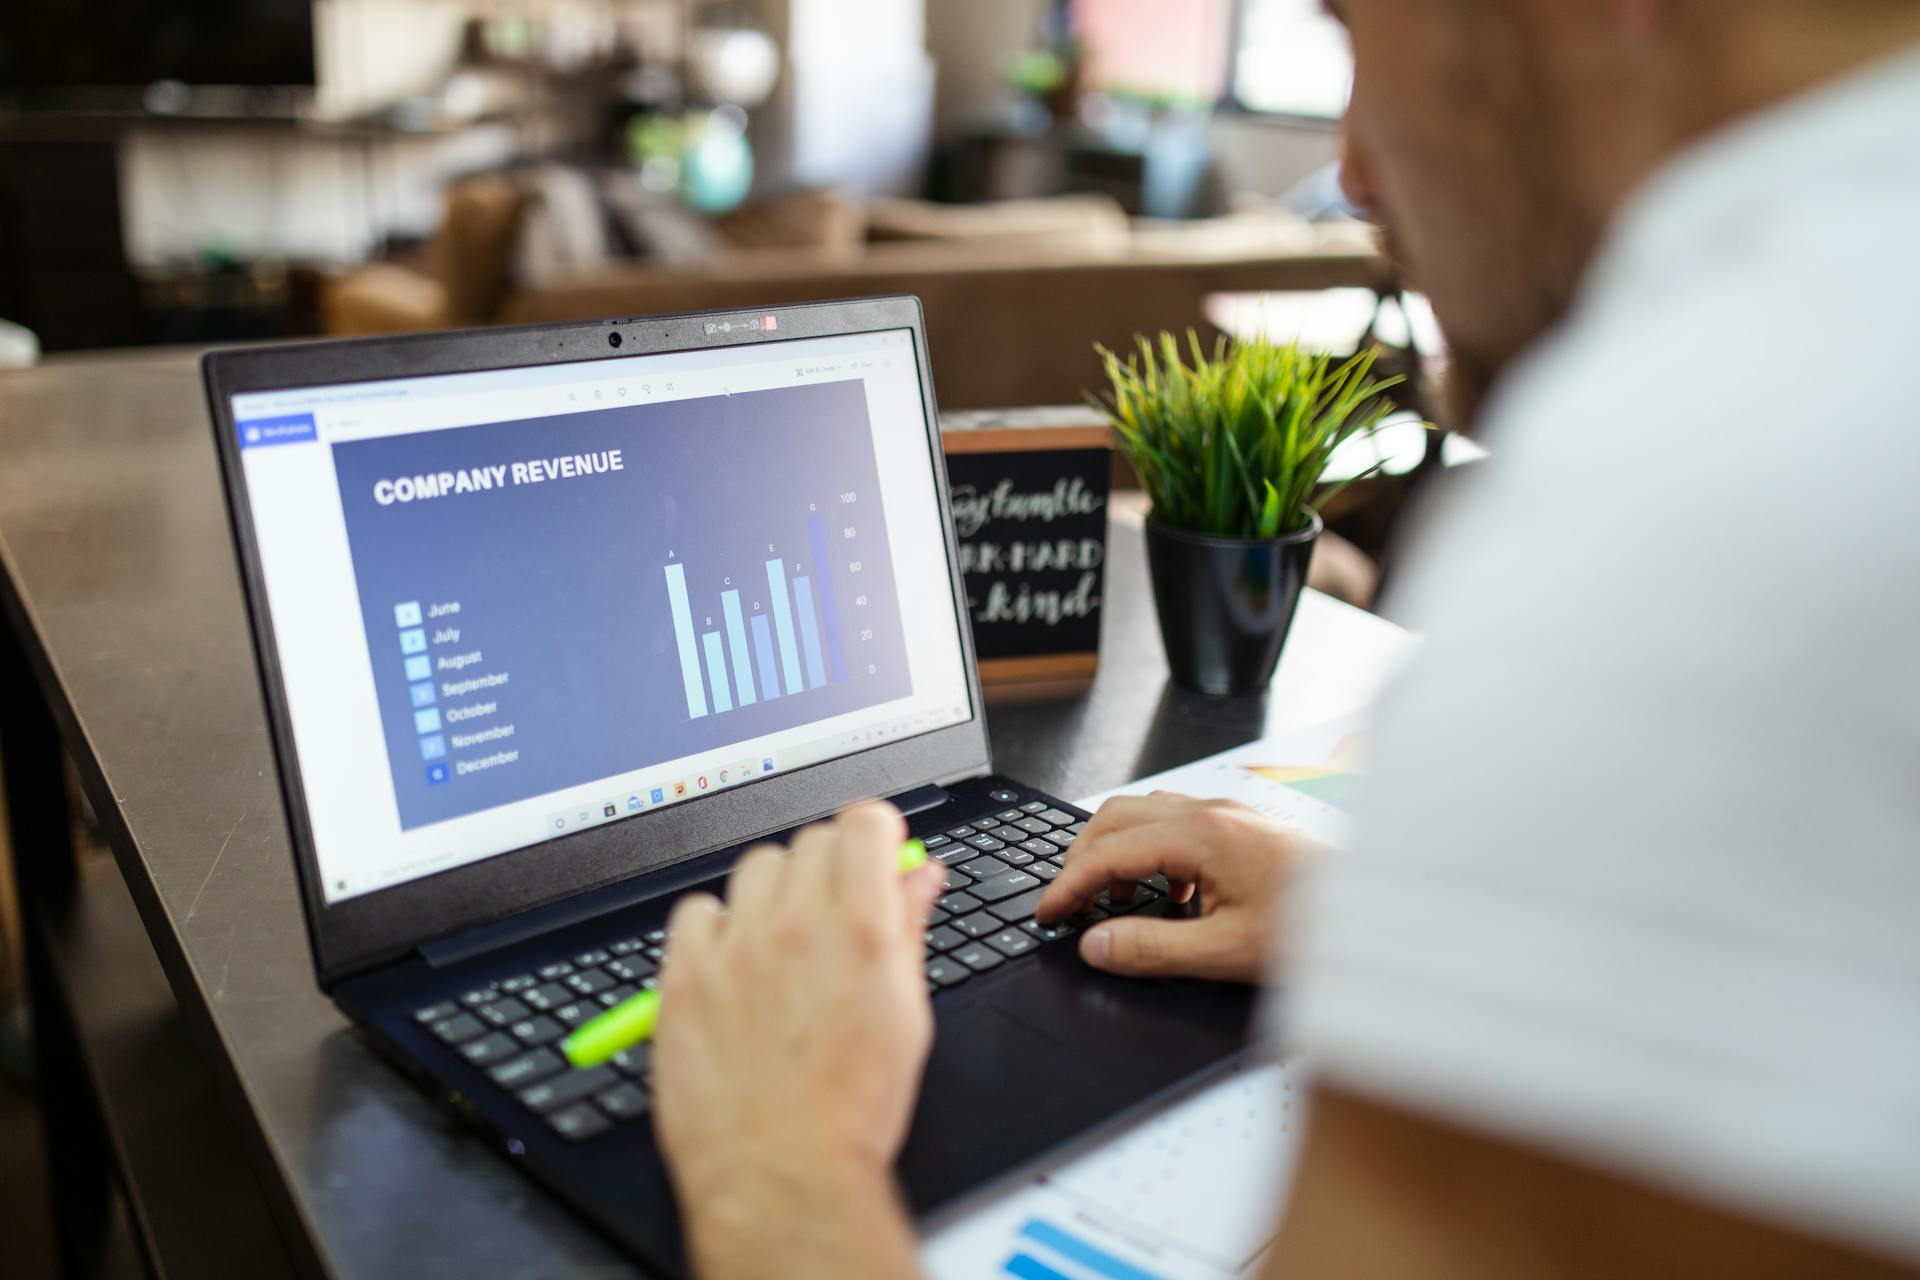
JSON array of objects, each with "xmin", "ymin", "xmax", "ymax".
[{"xmin": 607, "ymin": 330, "xmax": 623, "ymax": 348}]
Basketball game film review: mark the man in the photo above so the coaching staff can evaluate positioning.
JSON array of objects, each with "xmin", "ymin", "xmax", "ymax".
[{"xmin": 651, "ymin": 1, "xmax": 1920, "ymax": 1275}]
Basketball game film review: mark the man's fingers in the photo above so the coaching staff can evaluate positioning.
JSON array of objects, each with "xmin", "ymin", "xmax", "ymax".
[
  {"xmin": 1036, "ymin": 820, "xmax": 1214, "ymax": 922},
  {"xmin": 1076, "ymin": 791, "xmax": 1208, "ymax": 847},
  {"xmin": 664, "ymin": 891, "xmax": 725, "ymax": 973},
  {"xmin": 830, "ymin": 801, "xmax": 908, "ymax": 903},
  {"xmin": 726, "ymin": 844, "xmax": 789, "ymax": 919},
  {"xmin": 1079, "ymin": 915, "xmax": 1241, "ymax": 981},
  {"xmin": 899, "ymin": 862, "xmax": 945, "ymax": 936}
]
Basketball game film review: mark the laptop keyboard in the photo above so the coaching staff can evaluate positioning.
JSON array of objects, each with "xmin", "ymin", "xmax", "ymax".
[{"xmin": 405, "ymin": 794, "xmax": 1167, "ymax": 1143}]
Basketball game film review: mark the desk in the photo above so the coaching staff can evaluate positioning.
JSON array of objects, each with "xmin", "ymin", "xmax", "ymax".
[{"xmin": 0, "ymin": 347, "xmax": 1410, "ymax": 1278}]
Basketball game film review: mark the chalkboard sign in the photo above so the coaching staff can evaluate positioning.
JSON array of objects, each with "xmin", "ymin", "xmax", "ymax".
[{"xmin": 941, "ymin": 408, "xmax": 1112, "ymax": 699}]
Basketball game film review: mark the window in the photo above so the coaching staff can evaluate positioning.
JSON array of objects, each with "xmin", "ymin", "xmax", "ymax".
[{"xmin": 1231, "ymin": 0, "xmax": 1353, "ymax": 120}]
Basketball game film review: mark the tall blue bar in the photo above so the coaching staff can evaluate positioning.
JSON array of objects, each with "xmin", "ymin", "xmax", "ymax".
[
  {"xmin": 721, "ymin": 591, "xmax": 757, "ymax": 705},
  {"xmin": 806, "ymin": 516, "xmax": 849, "ymax": 683},
  {"xmin": 701, "ymin": 631, "xmax": 733, "ymax": 713},
  {"xmin": 793, "ymin": 576, "xmax": 828, "ymax": 690},
  {"xmin": 765, "ymin": 559, "xmax": 805, "ymax": 695},
  {"xmin": 664, "ymin": 562, "xmax": 708, "ymax": 719},
  {"xmin": 750, "ymin": 613, "xmax": 781, "ymax": 701}
]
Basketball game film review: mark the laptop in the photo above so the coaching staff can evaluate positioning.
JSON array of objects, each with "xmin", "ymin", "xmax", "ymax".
[{"xmin": 204, "ymin": 297, "xmax": 1254, "ymax": 1275}]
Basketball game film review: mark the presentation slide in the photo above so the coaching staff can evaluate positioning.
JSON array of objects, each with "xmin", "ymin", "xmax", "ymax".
[{"xmin": 329, "ymin": 379, "xmax": 913, "ymax": 830}]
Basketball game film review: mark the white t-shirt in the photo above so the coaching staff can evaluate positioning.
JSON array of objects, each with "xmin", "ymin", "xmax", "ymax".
[{"xmin": 1280, "ymin": 45, "xmax": 1920, "ymax": 1259}]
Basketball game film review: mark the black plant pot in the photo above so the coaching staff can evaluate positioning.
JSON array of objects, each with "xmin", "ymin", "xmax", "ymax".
[{"xmin": 1144, "ymin": 513, "xmax": 1321, "ymax": 696}]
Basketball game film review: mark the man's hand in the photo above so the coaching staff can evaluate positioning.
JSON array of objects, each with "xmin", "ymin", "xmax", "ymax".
[
  {"xmin": 653, "ymin": 802, "xmax": 943, "ymax": 1280},
  {"xmin": 1036, "ymin": 792, "xmax": 1302, "ymax": 984}
]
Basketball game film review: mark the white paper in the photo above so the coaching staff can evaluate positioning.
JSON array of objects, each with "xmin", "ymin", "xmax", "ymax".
[{"xmin": 921, "ymin": 716, "xmax": 1370, "ymax": 1279}]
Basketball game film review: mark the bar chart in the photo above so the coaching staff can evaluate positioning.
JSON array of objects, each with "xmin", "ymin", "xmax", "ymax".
[{"xmin": 664, "ymin": 511, "xmax": 866, "ymax": 721}]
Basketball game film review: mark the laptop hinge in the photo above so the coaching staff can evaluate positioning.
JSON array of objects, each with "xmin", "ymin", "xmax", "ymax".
[
  {"xmin": 415, "ymin": 785, "xmax": 955, "ymax": 972},
  {"xmin": 885, "ymin": 783, "xmax": 950, "ymax": 818}
]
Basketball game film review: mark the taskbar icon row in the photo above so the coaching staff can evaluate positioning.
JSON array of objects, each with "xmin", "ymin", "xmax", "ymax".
[{"xmin": 545, "ymin": 756, "xmax": 777, "ymax": 836}]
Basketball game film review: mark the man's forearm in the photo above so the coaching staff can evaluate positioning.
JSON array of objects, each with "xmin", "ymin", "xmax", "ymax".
[{"xmin": 682, "ymin": 1153, "xmax": 920, "ymax": 1280}]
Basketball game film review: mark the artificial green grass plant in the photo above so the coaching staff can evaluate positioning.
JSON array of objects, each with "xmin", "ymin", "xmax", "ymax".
[{"xmin": 1090, "ymin": 332, "xmax": 1403, "ymax": 539}]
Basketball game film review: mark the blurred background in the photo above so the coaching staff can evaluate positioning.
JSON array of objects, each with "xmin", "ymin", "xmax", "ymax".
[{"xmin": 0, "ymin": 0, "xmax": 1408, "ymax": 408}]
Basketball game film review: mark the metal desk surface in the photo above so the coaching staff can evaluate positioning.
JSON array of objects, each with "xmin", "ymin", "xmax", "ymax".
[{"xmin": 0, "ymin": 347, "xmax": 1410, "ymax": 1278}]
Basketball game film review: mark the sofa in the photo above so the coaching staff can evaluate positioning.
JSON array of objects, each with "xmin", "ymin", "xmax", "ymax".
[{"xmin": 322, "ymin": 178, "xmax": 1387, "ymax": 411}]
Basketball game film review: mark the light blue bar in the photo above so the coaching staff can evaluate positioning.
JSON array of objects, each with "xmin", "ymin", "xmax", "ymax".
[
  {"xmin": 750, "ymin": 613, "xmax": 781, "ymax": 701},
  {"xmin": 765, "ymin": 559, "xmax": 805, "ymax": 695},
  {"xmin": 1004, "ymin": 1255, "xmax": 1073, "ymax": 1280},
  {"xmin": 1017, "ymin": 1220, "xmax": 1164, "ymax": 1280},
  {"xmin": 702, "ymin": 631, "xmax": 733, "ymax": 713},
  {"xmin": 664, "ymin": 563, "xmax": 708, "ymax": 719},
  {"xmin": 720, "ymin": 591, "xmax": 757, "ymax": 706},
  {"xmin": 793, "ymin": 576, "xmax": 827, "ymax": 690}
]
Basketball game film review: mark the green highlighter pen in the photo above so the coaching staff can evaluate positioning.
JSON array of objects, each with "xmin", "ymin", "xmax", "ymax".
[{"xmin": 562, "ymin": 838, "xmax": 929, "ymax": 1068}]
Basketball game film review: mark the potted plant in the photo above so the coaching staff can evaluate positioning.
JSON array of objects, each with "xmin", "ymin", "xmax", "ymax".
[{"xmin": 1090, "ymin": 332, "xmax": 1402, "ymax": 695}]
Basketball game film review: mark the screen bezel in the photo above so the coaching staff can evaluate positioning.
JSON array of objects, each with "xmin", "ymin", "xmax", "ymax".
[{"xmin": 204, "ymin": 298, "xmax": 991, "ymax": 987}]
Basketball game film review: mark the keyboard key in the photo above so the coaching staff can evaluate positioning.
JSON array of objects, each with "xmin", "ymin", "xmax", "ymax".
[
  {"xmin": 645, "ymin": 945, "xmax": 667, "ymax": 962},
  {"xmin": 1143, "ymin": 873, "xmax": 1173, "ymax": 893},
  {"xmin": 1067, "ymin": 822, "xmax": 1086, "ymax": 835},
  {"xmin": 996, "ymin": 809, "xmax": 1024, "ymax": 823},
  {"xmin": 611, "ymin": 1044, "xmax": 651, "ymax": 1078},
  {"xmin": 952, "ymin": 943, "xmax": 1004, "ymax": 973},
  {"xmin": 969, "ymin": 870, "xmax": 1041, "ymax": 903},
  {"xmin": 518, "ymin": 1064, "xmax": 620, "ymax": 1114},
  {"xmin": 609, "ymin": 938, "xmax": 641, "ymax": 955},
  {"xmin": 933, "ymin": 844, "xmax": 976, "ymax": 867},
  {"xmin": 957, "ymin": 855, "xmax": 1011, "ymax": 881},
  {"xmin": 547, "ymin": 1103, "xmax": 610, "ymax": 1142},
  {"xmin": 459, "ymin": 1032, "xmax": 520, "ymax": 1066},
  {"xmin": 1044, "ymin": 830, "xmax": 1075, "ymax": 849},
  {"xmin": 945, "ymin": 825, "xmax": 977, "ymax": 839},
  {"xmin": 477, "ymin": 997, "xmax": 531, "ymax": 1027},
  {"xmin": 987, "ymin": 886, "xmax": 1049, "ymax": 923},
  {"xmin": 1039, "ymin": 809, "xmax": 1078, "ymax": 827},
  {"xmin": 413, "ymin": 1001, "xmax": 459, "ymax": 1025},
  {"xmin": 566, "ymin": 970, "xmax": 616, "ymax": 996},
  {"xmin": 536, "ymin": 961, "xmax": 575, "ymax": 981},
  {"xmin": 1020, "ymin": 801, "xmax": 1048, "ymax": 814},
  {"xmin": 925, "ymin": 925, "xmax": 967, "ymax": 952},
  {"xmin": 996, "ymin": 848, "xmax": 1035, "ymax": 868},
  {"xmin": 552, "ymin": 1001, "xmax": 598, "ymax": 1029},
  {"xmin": 1013, "ymin": 817, "xmax": 1053, "ymax": 835},
  {"xmin": 1026, "ymin": 860, "xmax": 1060, "ymax": 882},
  {"xmin": 521, "ymin": 982, "xmax": 571, "ymax": 1011},
  {"xmin": 605, "ymin": 956, "xmax": 655, "ymax": 983},
  {"xmin": 985, "ymin": 928, "xmax": 1038, "ymax": 958},
  {"xmin": 508, "ymin": 1016, "xmax": 565, "ymax": 1047},
  {"xmin": 489, "ymin": 1048, "xmax": 565, "ymax": 1090},
  {"xmin": 597, "ymin": 984, "xmax": 639, "ymax": 1007},
  {"xmin": 926, "ymin": 906, "xmax": 951, "ymax": 926},
  {"xmin": 925, "ymin": 958, "xmax": 971, "ymax": 987},
  {"xmin": 573, "ymin": 949, "xmax": 610, "ymax": 968},
  {"xmin": 597, "ymin": 1082, "xmax": 650, "ymax": 1122},
  {"xmin": 941, "ymin": 868, "xmax": 972, "ymax": 893},
  {"xmin": 497, "ymin": 974, "xmax": 537, "ymax": 993},
  {"xmin": 922, "ymin": 834, "xmax": 952, "ymax": 850},
  {"xmin": 644, "ymin": 927, "xmax": 668, "ymax": 945},
  {"xmin": 431, "ymin": 1013, "xmax": 486, "ymax": 1046},
  {"xmin": 964, "ymin": 834, "xmax": 1007, "ymax": 852},
  {"xmin": 1020, "ymin": 919, "xmax": 1079, "ymax": 943},
  {"xmin": 458, "ymin": 987, "xmax": 495, "ymax": 1007},
  {"xmin": 950, "ymin": 912, "xmax": 1001, "ymax": 939},
  {"xmin": 1019, "ymin": 838, "xmax": 1057, "ymax": 858},
  {"xmin": 936, "ymin": 891, "xmax": 983, "ymax": 916}
]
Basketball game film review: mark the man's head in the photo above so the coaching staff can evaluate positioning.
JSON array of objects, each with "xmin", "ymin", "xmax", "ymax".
[{"xmin": 1329, "ymin": 0, "xmax": 1920, "ymax": 423}]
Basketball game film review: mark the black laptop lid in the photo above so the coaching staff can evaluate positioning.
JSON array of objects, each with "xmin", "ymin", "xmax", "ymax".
[{"xmin": 204, "ymin": 298, "xmax": 989, "ymax": 986}]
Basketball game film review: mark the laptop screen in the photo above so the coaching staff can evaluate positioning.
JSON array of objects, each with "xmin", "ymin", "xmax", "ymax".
[{"xmin": 229, "ymin": 327, "xmax": 973, "ymax": 904}]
